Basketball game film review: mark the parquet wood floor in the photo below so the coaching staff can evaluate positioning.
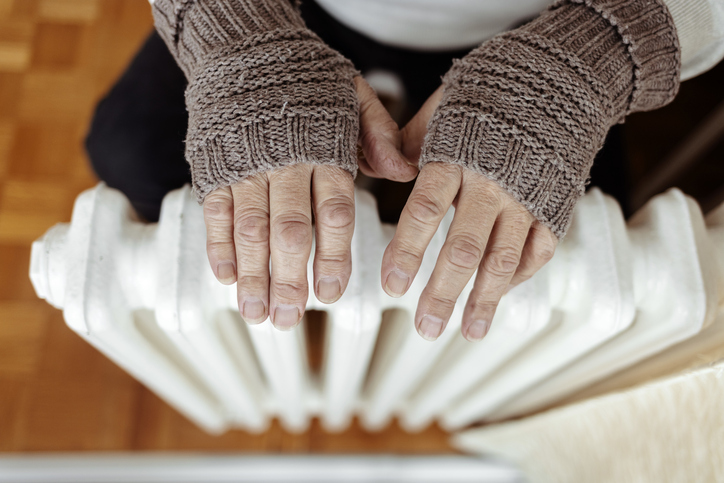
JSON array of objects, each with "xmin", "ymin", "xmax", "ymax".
[
  {"xmin": 0, "ymin": 0, "xmax": 453, "ymax": 453},
  {"xmin": 2, "ymin": 0, "xmax": 723, "ymax": 455}
]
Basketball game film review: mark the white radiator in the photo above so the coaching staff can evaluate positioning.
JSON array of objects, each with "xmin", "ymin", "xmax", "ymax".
[
  {"xmin": 29, "ymin": 183, "xmax": 724, "ymax": 435},
  {"xmin": 0, "ymin": 455, "xmax": 523, "ymax": 483}
]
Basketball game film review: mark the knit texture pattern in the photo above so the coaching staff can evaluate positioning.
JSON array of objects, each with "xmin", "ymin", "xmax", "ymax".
[
  {"xmin": 420, "ymin": 0, "xmax": 681, "ymax": 238},
  {"xmin": 151, "ymin": 0, "xmax": 360, "ymax": 203}
]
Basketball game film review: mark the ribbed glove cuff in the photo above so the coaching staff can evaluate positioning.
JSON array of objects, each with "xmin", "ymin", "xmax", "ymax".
[
  {"xmin": 152, "ymin": 0, "xmax": 359, "ymax": 202},
  {"xmin": 419, "ymin": 0, "xmax": 680, "ymax": 238}
]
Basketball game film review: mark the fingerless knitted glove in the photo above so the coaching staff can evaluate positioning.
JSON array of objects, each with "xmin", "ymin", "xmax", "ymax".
[
  {"xmin": 151, "ymin": 0, "xmax": 360, "ymax": 202},
  {"xmin": 419, "ymin": 0, "xmax": 681, "ymax": 238}
]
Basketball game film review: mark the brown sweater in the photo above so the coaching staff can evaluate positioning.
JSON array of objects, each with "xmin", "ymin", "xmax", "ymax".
[
  {"xmin": 420, "ymin": 0, "xmax": 681, "ymax": 237},
  {"xmin": 152, "ymin": 0, "xmax": 681, "ymax": 238},
  {"xmin": 151, "ymin": 0, "xmax": 360, "ymax": 203}
]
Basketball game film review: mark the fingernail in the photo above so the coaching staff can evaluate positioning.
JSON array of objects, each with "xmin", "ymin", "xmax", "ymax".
[
  {"xmin": 273, "ymin": 304, "xmax": 300, "ymax": 330},
  {"xmin": 217, "ymin": 262, "xmax": 236, "ymax": 284},
  {"xmin": 417, "ymin": 315, "xmax": 444, "ymax": 341},
  {"xmin": 385, "ymin": 269, "xmax": 409, "ymax": 297},
  {"xmin": 241, "ymin": 297, "xmax": 266, "ymax": 323},
  {"xmin": 465, "ymin": 319, "xmax": 491, "ymax": 342},
  {"xmin": 317, "ymin": 276, "xmax": 341, "ymax": 303}
]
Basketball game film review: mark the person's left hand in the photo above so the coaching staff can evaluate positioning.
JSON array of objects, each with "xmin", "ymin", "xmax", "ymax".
[{"xmin": 381, "ymin": 87, "xmax": 558, "ymax": 342}]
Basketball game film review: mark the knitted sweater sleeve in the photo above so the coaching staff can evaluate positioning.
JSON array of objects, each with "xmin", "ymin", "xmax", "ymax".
[
  {"xmin": 419, "ymin": 0, "xmax": 681, "ymax": 239},
  {"xmin": 151, "ymin": 0, "xmax": 359, "ymax": 203}
]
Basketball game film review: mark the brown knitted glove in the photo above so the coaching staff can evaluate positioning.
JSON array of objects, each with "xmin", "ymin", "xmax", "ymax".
[
  {"xmin": 419, "ymin": 0, "xmax": 681, "ymax": 238},
  {"xmin": 151, "ymin": 0, "xmax": 360, "ymax": 203}
]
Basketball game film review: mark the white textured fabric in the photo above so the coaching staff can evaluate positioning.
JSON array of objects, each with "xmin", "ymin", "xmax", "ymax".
[
  {"xmin": 315, "ymin": 0, "xmax": 724, "ymax": 79},
  {"xmin": 665, "ymin": 0, "xmax": 724, "ymax": 79},
  {"xmin": 148, "ymin": 0, "xmax": 724, "ymax": 79},
  {"xmin": 314, "ymin": 0, "xmax": 553, "ymax": 50},
  {"xmin": 453, "ymin": 361, "xmax": 724, "ymax": 483}
]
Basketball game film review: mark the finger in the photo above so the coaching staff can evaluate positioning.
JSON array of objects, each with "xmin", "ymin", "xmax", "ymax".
[
  {"xmin": 312, "ymin": 166, "xmax": 355, "ymax": 304},
  {"xmin": 507, "ymin": 221, "xmax": 558, "ymax": 290},
  {"xmin": 204, "ymin": 186, "xmax": 237, "ymax": 285},
  {"xmin": 413, "ymin": 176, "xmax": 501, "ymax": 341},
  {"xmin": 357, "ymin": 145, "xmax": 382, "ymax": 179},
  {"xmin": 400, "ymin": 86, "xmax": 444, "ymax": 166},
  {"xmin": 381, "ymin": 162, "xmax": 462, "ymax": 298},
  {"xmin": 269, "ymin": 164, "xmax": 314, "ymax": 330},
  {"xmin": 463, "ymin": 203, "xmax": 533, "ymax": 341},
  {"xmin": 355, "ymin": 76, "xmax": 419, "ymax": 182},
  {"xmin": 231, "ymin": 175, "xmax": 271, "ymax": 324}
]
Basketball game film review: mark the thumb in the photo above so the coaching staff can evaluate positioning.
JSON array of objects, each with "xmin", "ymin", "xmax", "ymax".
[
  {"xmin": 401, "ymin": 86, "xmax": 444, "ymax": 166},
  {"xmin": 355, "ymin": 76, "xmax": 419, "ymax": 182}
]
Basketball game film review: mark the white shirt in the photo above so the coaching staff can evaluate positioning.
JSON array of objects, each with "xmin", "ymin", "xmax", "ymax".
[
  {"xmin": 315, "ymin": 0, "xmax": 724, "ymax": 80},
  {"xmin": 315, "ymin": 0, "xmax": 552, "ymax": 51}
]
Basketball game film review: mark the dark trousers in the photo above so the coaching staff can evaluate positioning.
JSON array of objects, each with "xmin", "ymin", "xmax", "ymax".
[{"xmin": 85, "ymin": 1, "xmax": 629, "ymax": 223}]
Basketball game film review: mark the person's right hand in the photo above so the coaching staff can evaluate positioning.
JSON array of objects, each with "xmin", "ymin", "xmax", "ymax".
[{"xmin": 201, "ymin": 77, "xmax": 417, "ymax": 331}]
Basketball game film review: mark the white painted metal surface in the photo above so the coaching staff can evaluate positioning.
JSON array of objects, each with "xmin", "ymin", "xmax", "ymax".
[
  {"xmin": 0, "ymin": 455, "xmax": 524, "ymax": 483},
  {"xmin": 488, "ymin": 191, "xmax": 722, "ymax": 420},
  {"xmin": 29, "ymin": 183, "xmax": 724, "ymax": 434},
  {"xmin": 404, "ymin": 189, "xmax": 637, "ymax": 430}
]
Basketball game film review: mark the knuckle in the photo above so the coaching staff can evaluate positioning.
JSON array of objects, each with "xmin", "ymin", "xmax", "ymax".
[
  {"xmin": 275, "ymin": 218, "xmax": 312, "ymax": 252},
  {"xmin": 406, "ymin": 190, "xmax": 446, "ymax": 226},
  {"xmin": 468, "ymin": 297, "xmax": 499, "ymax": 314},
  {"xmin": 356, "ymin": 80, "xmax": 385, "ymax": 119},
  {"xmin": 391, "ymin": 242, "xmax": 423, "ymax": 267},
  {"xmin": 506, "ymin": 207, "xmax": 535, "ymax": 227},
  {"xmin": 316, "ymin": 199, "xmax": 354, "ymax": 231},
  {"xmin": 425, "ymin": 161, "xmax": 460, "ymax": 178},
  {"xmin": 315, "ymin": 253, "xmax": 350, "ymax": 267},
  {"xmin": 483, "ymin": 247, "xmax": 520, "ymax": 277},
  {"xmin": 234, "ymin": 213, "xmax": 270, "ymax": 244},
  {"xmin": 356, "ymin": 83, "xmax": 375, "ymax": 112},
  {"xmin": 271, "ymin": 279, "xmax": 308, "ymax": 300},
  {"xmin": 359, "ymin": 123, "xmax": 380, "ymax": 148},
  {"xmin": 237, "ymin": 275, "xmax": 268, "ymax": 290},
  {"xmin": 534, "ymin": 243, "xmax": 556, "ymax": 265},
  {"xmin": 206, "ymin": 239, "xmax": 233, "ymax": 255},
  {"xmin": 467, "ymin": 176, "xmax": 503, "ymax": 205},
  {"xmin": 424, "ymin": 291, "xmax": 457, "ymax": 313},
  {"xmin": 446, "ymin": 236, "xmax": 484, "ymax": 271},
  {"xmin": 204, "ymin": 200, "xmax": 233, "ymax": 221},
  {"xmin": 535, "ymin": 234, "xmax": 558, "ymax": 263},
  {"xmin": 487, "ymin": 190, "xmax": 510, "ymax": 212}
]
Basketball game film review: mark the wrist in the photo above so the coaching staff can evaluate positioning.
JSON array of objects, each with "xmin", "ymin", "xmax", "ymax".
[
  {"xmin": 152, "ymin": 0, "xmax": 307, "ymax": 77},
  {"xmin": 523, "ymin": 0, "xmax": 680, "ymax": 120},
  {"xmin": 420, "ymin": 0, "xmax": 681, "ymax": 238}
]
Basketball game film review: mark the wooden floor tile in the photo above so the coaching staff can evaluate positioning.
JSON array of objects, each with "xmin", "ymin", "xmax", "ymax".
[
  {"xmin": 0, "ymin": 41, "xmax": 30, "ymax": 72},
  {"xmin": 1, "ymin": 0, "xmax": 721, "ymax": 456},
  {"xmin": 0, "ymin": 244, "xmax": 40, "ymax": 302},
  {"xmin": 31, "ymin": 23, "xmax": 83, "ymax": 69},
  {"xmin": 37, "ymin": 0, "xmax": 99, "ymax": 23},
  {"xmin": 18, "ymin": 72, "xmax": 95, "ymax": 122},
  {"xmin": 0, "ymin": 302, "xmax": 50, "ymax": 376},
  {"xmin": 0, "ymin": 121, "xmax": 13, "ymax": 178},
  {"xmin": 0, "ymin": 72, "xmax": 23, "ymax": 119}
]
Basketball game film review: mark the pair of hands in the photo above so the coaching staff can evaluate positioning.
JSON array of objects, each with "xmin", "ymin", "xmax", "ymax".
[{"xmin": 203, "ymin": 77, "xmax": 558, "ymax": 342}]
